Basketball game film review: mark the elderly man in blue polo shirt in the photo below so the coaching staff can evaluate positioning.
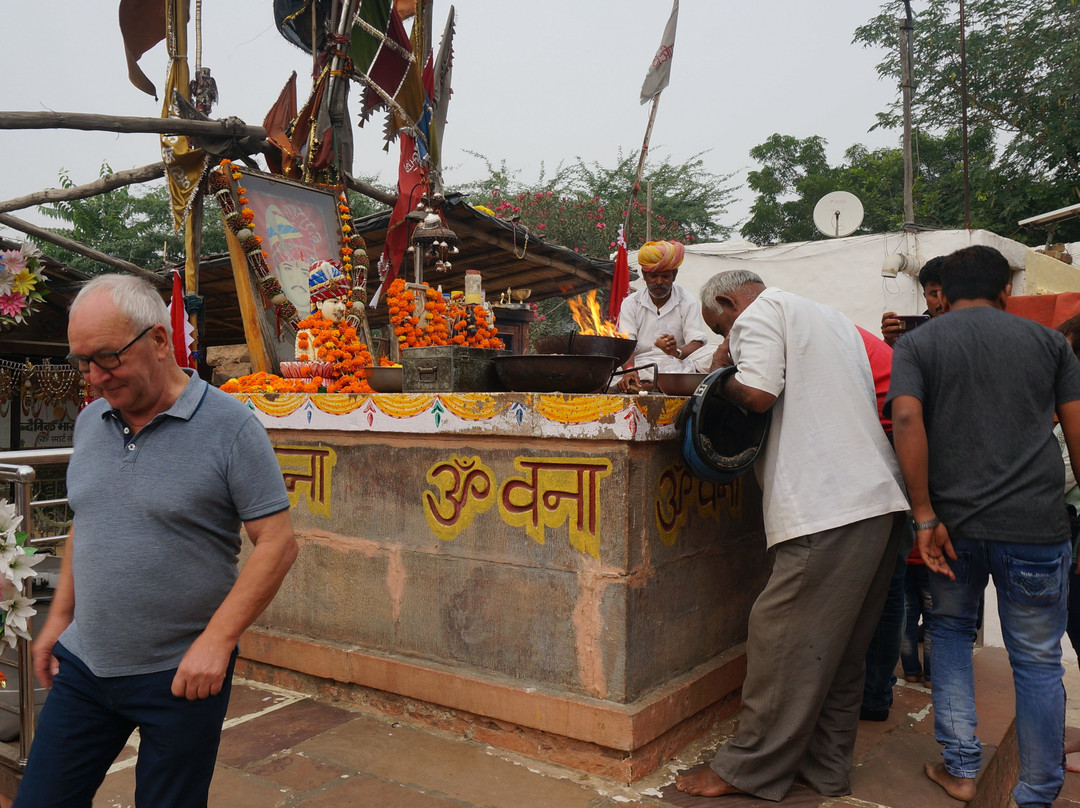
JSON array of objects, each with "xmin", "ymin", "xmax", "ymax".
[{"xmin": 15, "ymin": 273, "xmax": 298, "ymax": 808}]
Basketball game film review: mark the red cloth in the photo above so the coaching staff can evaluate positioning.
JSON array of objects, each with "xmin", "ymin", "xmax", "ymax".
[
  {"xmin": 857, "ymin": 326, "xmax": 893, "ymax": 434},
  {"xmin": 168, "ymin": 270, "xmax": 194, "ymax": 368},
  {"xmin": 609, "ymin": 227, "xmax": 630, "ymax": 322},
  {"xmin": 372, "ymin": 131, "xmax": 426, "ymax": 305},
  {"xmin": 1005, "ymin": 292, "xmax": 1080, "ymax": 329}
]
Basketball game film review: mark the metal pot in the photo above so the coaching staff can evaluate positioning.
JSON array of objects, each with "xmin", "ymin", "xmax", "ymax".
[
  {"xmin": 533, "ymin": 333, "xmax": 637, "ymax": 366},
  {"xmin": 656, "ymin": 372, "xmax": 708, "ymax": 397},
  {"xmin": 494, "ymin": 354, "xmax": 619, "ymax": 394},
  {"xmin": 367, "ymin": 366, "xmax": 403, "ymax": 393}
]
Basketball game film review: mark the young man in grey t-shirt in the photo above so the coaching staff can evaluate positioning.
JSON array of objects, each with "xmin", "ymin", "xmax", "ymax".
[{"xmin": 887, "ymin": 245, "xmax": 1080, "ymax": 808}]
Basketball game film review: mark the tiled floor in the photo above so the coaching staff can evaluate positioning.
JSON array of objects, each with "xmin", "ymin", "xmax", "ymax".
[{"xmin": 77, "ymin": 645, "xmax": 1080, "ymax": 807}]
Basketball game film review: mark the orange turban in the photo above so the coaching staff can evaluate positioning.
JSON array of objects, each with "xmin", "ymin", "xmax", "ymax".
[{"xmin": 638, "ymin": 240, "xmax": 685, "ymax": 273}]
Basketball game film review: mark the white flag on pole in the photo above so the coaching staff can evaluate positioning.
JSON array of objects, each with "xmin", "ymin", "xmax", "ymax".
[{"xmin": 639, "ymin": 0, "xmax": 679, "ymax": 104}]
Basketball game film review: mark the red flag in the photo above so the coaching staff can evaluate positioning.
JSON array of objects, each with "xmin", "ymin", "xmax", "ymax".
[
  {"xmin": 609, "ymin": 225, "xmax": 630, "ymax": 322},
  {"xmin": 372, "ymin": 132, "xmax": 426, "ymax": 305},
  {"xmin": 169, "ymin": 270, "xmax": 194, "ymax": 368}
]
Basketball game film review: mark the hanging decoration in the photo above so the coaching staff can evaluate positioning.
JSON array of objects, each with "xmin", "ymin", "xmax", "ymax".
[
  {"xmin": 0, "ymin": 360, "xmax": 83, "ymax": 405},
  {"xmin": 0, "ymin": 246, "xmax": 49, "ymax": 330}
]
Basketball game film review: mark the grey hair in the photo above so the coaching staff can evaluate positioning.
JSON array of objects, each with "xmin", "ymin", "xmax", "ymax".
[
  {"xmin": 70, "ymin": 273, "xmax": 173, "ymax": 340},
  {"xmin": 699, "ymin": 270, "xmax": 765, "ymax": 315}
]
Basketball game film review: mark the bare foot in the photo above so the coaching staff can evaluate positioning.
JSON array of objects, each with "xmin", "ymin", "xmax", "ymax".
[
  {"xmin": 1065, "ymin": 741, "xmax": 1080, "ymax": 773},
  {"xmin": 675, "ymin": 768, "xmax": 745, "ymax": 797},
  {"xmin": 924, "ymin": 762, "xmax": 976, "ymax": 801},
  {"xmin": 1067, "ymin": 751, "xmax": 1080, "ymax": 773}
]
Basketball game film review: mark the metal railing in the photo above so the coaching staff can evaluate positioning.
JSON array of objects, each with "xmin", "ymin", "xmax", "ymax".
[{"xmin": 0, "ymin": 448, "xmax": 73, "ymax": 765}]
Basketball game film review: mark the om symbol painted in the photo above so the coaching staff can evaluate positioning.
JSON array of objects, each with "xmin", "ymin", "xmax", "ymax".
[{"xmin": 423, "ymin": 455, "xmax": 497, "ymax": 541}]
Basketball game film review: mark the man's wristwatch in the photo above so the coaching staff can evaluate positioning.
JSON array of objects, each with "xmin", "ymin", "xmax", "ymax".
[
  {"xmin": 675, "ymin": 348, "xmax": 683, "ymax": 359},
  {"xmin": 913, "ymin": 516, "xmax": 940, "ymax": 531}
]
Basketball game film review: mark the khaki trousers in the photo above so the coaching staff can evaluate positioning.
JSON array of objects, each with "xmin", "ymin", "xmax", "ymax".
[{"xmin": 710, "ymin": 512, "xmax": 904, "ymax": 800}]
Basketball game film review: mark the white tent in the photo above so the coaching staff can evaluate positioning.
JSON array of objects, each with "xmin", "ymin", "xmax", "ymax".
[{"xmin": 629, "ymin": 229, "xmax": 1052, "ymax": 338}]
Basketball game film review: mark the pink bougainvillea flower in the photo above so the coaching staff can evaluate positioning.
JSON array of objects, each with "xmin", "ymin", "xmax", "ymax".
[{"xmin": 0, "ymin": 292, "xmax": 27, "ymax": 318}]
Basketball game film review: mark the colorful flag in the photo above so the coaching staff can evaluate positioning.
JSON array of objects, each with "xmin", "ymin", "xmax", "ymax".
[
  {"xmin": 609, "ymin": 225, "xmax": 631, "ymax": 323},
  {"xmin": 350, "ymin": 0, "xmax": 416, "ymax": 124},
  {"xmin": 371, "ymin": 131, "xmax": 426, "ymax": 306},
  {"xmin": 168, "ymin": 270, "xmax": 195, "ymax": 368},
  {"xmin": 639, "ymin": 0, "xmax": 679, "ymax": 104}
]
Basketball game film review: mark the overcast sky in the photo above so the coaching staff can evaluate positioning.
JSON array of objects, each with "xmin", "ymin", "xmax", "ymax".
[{"xmin": 1, "ymin": 0, "xmax": 903, "ymax": 240}]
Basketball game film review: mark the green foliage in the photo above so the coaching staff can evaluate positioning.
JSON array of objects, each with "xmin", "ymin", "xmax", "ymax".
[
  {"xmin": 854, "ymin": 0, "xmax": 1080, "ymax": 222},
  {"xmin": 458, "ymin": 151, "xmax": 736, "ymax": 258},
  {"xmin": 740, "ymin": 126, "xmax": 1078, "ymax": 245},
  {"xmin": 35, "ymin": 165, "xmax": 228, "ymax": 274}
]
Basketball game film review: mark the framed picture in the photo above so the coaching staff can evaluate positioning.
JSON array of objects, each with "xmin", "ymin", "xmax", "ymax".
[{"xmin": 236, "ymin": 168, "xmax": 345, "ymax": 318}]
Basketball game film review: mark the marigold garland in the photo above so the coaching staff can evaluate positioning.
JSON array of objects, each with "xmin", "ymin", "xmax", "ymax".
[{"xmin": 386, "ymin": 278, "xmax": 503, "ymax": 351}]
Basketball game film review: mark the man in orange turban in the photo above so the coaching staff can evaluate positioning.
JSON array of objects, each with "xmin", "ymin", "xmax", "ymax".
[{"xmin": 616, "ymin": 240, "xmax": 710, "ymax": 392}]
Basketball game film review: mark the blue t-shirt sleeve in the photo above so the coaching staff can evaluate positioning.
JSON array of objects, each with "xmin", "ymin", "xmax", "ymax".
[{"xmin": 227, "ymin": 416, "xmax": 291, "ymax": 522}]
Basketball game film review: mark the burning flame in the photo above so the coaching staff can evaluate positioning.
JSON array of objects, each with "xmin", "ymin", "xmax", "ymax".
[{"xmin": 567, "ymin": 291, "xmax": 627, "ymax": 337}]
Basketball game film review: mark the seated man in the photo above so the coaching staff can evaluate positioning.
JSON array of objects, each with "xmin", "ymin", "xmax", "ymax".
[
  {"xmin": 881, "ymin": 256, "xmax": 946, "ymax": 345},
  {"xmin": 616, "ymin": 240, "xmax": 711, "ymax": 392}
]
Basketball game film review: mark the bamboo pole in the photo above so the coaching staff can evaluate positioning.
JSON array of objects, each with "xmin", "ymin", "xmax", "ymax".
[
  {"xmin": 0, "ymin": 212, "xmax": 167, "ymax": 286},
  {"xmin": 0, "ymin": 111, "xmax": 266, "ymax": 140},
  {"xmin": 622, "ymin": 93, "xmax": 661, "ymax": 245}
]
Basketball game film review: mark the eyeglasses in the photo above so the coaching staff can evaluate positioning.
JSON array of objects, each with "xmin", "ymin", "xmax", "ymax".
[{"xmin": 66, "ymin": 326, "xmax": 154, "ymax": 373}]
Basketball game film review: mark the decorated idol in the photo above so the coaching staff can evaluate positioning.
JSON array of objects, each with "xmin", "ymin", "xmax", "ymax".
[{"xmin": 295, "ymin": 259, "xmax": 351, "ymax": 360}]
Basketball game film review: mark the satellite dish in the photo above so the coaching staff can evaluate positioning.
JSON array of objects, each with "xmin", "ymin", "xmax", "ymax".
[{"xmin": 813, "ymin": 191, "xmax": 864, "ymax": 238}]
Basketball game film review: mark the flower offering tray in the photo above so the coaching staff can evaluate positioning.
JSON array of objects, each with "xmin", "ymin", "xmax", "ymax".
[{"xmin": 402, "ymin": 346, "xmax": 508, "ymax": 393}]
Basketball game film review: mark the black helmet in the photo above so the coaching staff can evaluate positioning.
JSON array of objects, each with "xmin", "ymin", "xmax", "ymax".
[{"xmin": 676, "ymin": 365, "xmax": 772, "ymax": 483}]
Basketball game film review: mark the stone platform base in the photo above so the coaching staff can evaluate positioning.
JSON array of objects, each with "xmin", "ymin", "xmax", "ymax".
[{"xmin": 237, "ymin": 627, "xmax": 747, "ymax": 782}]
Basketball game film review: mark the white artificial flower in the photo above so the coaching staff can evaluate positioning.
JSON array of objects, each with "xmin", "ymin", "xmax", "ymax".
[
  {"xmin": 0, "ymin": 596, "xmax": 35, "ymax": 647},
  {"xmin": 4, "ymin": 551, "xmax": 46, "ymax": 589},
  {"xmin": 0, "ymin": 502, "xmax": 21, "ymax": 533}
]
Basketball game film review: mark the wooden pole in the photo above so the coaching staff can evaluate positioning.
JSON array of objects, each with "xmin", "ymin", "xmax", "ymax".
[
  {"xmin": 0, "ymin": 111, "xmax": 266, "ymax": 140},
  {"xmin": 223, "ymin": 224, "xmax": 271, "ymax": 373},
  {"xmin": 0, "ymin": 212, "xmax": 167, "ymax": 287},
  {"xmin": 645, "ymin": 181, "xmax": 653, "ymax": 242},
  {"xmin": 959, "ymin": 0, "xmax": 971, "ymax": 229},
  {"xmin": 899, "ymin": 8, "xmax": 915, "ymax": 227},
  {"xmin": 0, "ymin": 163, "xmax": 166, "ymax": 215},
  {"xmin": 622, "ymin": 93, "xmax": 661, "ymax": 246}
]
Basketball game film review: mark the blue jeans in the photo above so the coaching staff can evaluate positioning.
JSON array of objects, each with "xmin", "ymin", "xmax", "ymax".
[
  {"xmin": 901, "ymin": 564, "xmax": 932, "ymax": 678},
  {"xmin": 15, "ymin": 641, "xmax": 237, "ymax": 808},
  {"xmin": 928, "ymin": 538, "xmax": 1069, "ymax": 808}
]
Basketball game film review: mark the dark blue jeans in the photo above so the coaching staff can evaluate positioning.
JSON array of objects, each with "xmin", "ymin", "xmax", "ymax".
[
  {"xmin": 901, "ymin": 564, "xmax": 932, "ymax": 678},
  {"xmin": 862, "ymin": 521, "xmax": 913, "ymax": 713},
  {"xmin": 14, "ymin": 641, "xmax": 237, "ymax": 808}
]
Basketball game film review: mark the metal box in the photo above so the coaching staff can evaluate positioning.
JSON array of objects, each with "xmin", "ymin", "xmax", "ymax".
[{"xmin": 402, "ymin": 346, "xmax": 507, "ymax": 393}]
